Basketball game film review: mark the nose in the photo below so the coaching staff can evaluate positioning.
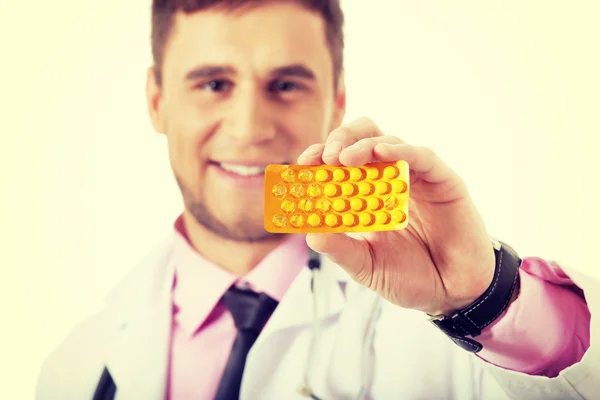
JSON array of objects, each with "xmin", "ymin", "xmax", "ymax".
[{"xmin": 221, "ymin": 84, "xmax": 277, "ymax": 146}]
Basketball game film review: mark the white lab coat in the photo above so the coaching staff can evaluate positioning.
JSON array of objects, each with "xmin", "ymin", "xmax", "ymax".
[{"xmin": 36, "ymin": 235, "xmax": 600, "ymax": 399}]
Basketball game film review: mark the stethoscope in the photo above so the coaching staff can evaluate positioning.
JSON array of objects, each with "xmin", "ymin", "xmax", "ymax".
[{"xmin": 92, "ymin": 250, "xmax": 378, "ymax": 400}]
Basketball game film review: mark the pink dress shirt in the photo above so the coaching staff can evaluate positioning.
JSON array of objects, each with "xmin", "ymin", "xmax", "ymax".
[{"xmin": 166, "ymin": 215, "xmax": 590, "ymax": 399}]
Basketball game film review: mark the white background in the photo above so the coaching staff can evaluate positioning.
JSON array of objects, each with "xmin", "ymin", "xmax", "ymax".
[{"xmin": 2, "ymin": 1, "xmax": 599, "ymax": 398}]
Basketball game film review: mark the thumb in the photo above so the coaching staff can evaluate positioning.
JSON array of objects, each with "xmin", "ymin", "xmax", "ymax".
[{"xmin": 306, "ymin": 233, "xmax": 372, "ymax": 283}]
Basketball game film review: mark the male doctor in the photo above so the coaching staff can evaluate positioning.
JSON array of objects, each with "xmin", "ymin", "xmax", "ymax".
[{"xmin": 37, "ymin": 0, "xmax": 600, "ymax": 399}]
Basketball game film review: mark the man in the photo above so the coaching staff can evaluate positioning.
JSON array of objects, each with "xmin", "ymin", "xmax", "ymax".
[{"xmin": 37, "ymin": 0, "xmax": 600, "ymax": 399}]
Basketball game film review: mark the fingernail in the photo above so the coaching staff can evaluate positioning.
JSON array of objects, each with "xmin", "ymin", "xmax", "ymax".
[
  {"xmin": 299, "ymin": 145, "xmax": 323, "ymax": 159},
  {"xmin": 344, "ymin": 143, "xmax": 362, "ymax": 152},
  {"xmin": 323, "ymin": 141, "xmax": 342, "ymax": 157}
]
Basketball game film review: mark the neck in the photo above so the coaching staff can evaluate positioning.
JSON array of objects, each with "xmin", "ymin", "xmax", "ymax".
[{"xmin": 180, "ymin": 210, "xmax": 285, "ymax": 276}]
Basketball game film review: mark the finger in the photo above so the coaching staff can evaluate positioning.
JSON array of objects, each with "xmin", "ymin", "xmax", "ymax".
[
  {"xmin": 373, "ymin": 143, "xmax": 454, "ymax": 184},
  {"xmin": 306, "ymin": 233, "xmax": 372, "ymax": 285},
  {"xmin": 322, "ymin": 117, "xmax": 384, "ymax": 165},
  {"xmin": 297, "ymin": 143, "xmax": 326, "ymax": 165},
  {"xmin": 338, "ymin": 136, "xmax": 404, "ymax": 167}
]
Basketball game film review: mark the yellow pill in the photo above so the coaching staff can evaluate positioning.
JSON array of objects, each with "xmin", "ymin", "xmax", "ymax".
[
  {"xmin": 307, "ymin": 183, "xmax": 322, "ymax": 198},
  {"xmin": 298, "ymin": 169, "xmax": 313, "ymax": 183},
  {"xmin": 290, "ymin": 214, "xmax": 305, "ymax": 228},
  {"xmin": 350, "ymin": 168, "xmax": 365, "ymax": 181},
  {"xmin": 272, "ymin": 184, "xmax": 287, "ymax": 198},
  {"xmin": 281, "ymin": 168, "xmax": 296, "ymax": 183},
  {"xmin": 367, "ymin": 197, "xmax": 383, "ymax": 211},
  {"xmin": 342, "ymin": 213, "xmax": 358, "ymax": 227},
  {"xmin": 299, "ymin": 199, "xmax": 314, "ymax": 212},
  {"xmin": 316, "ymin": 199, "xmax": 332, "ymax": 212},
  {"xmin": 308, "ymin": 213, "xmax": 322, "ymax": 227},
  {"xmin": 383, "ymin": 166, "xmax": 399, "ymax": 179},
  {"xmin": 325, "ymin": 214, "xmax": 341, "ymax": 227},
  {"xmin": 366, "ymin": 167, "xmax": 381, "ymax": 180},
  {"xmin": 272, "ymin": 214, "xmax": 287, "ymax": 228},
  {"xmin": 392, "ymin": 210, "xmax": 407, "ymax": 224},
  {"xmin": 315, "ymin": 169, "xmax": 332, "ymax": 183},
  {"xmin": 350, "ymin": 198, "xmax": 367, "ymax": 211},
  {"xmin": 290, "ymin": 184, "xmax": 304, "ymax": 198},
  {"xmin": 359, "ymin": 212, "xmax": 375, "ymax": 226},
  {"xmin": 281, "ymin": 199, "xmax": 296, "ymax": 213},
  {"xmin": 376, "ymin": 211, "xmax": 391, "ymax": 225},
  {"xmin": 333, "ymin": 169, "xmax": 349, "ymax": 182},
  {"xmin": 393, "ymin": 181, "xmax": 407, "ymax": 194},
  {"xmin": 333, "ymin": 198, "xmax": 350, "ymax": 212},
  {"xmin": 358, "ymin": 182, "xmax": 375, "ymax": 196},
  {"xmin": 324, "ymin": 183, "xmax": 340, "ymax": 197},
  {"xmin": 341, "ymin": 183, "xmax": 357, "ymax": 196},
  {"xmin": 375, "ymin": 181, "xmax": 391, "ymax": 195},
  {"xmin": 384, "ymin": 195, "xmax": 398, "ymax": 210}
]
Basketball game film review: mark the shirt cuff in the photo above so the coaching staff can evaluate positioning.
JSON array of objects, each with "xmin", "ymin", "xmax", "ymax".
[{"xmin": 475, "ymin": 257, "xmax": 591, "ymax": 377}]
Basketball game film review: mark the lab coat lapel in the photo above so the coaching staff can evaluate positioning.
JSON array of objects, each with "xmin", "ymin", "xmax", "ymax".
[
  {"xmin": 103, "ymin": 237, "xmax": 175, "ymax": 400},
  {"xmin": 254, "ymin": 255, "xmax": 348, "ymax": 345},
  {"xmin": 243, "ymin": 256, "xmax": 349, "ymax": 395}
]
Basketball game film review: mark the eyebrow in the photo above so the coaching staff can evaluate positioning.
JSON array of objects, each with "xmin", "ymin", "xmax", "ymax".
[
  {"xmin": 185, "ymin": 65, "xmax": 236, "ymax": 81},
  {"xmin": 184, "ymin": 63, "xmax": 316, "ymax": 81},
  {"xmin": 270, "ymin": 64, "xmax": 315, "ymax": 80}
]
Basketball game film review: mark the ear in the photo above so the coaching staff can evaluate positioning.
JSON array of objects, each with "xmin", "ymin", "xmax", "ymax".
[
  {"xmin": 331, "ymin": 69, "xmax": 347, "ymax": 129},
  {"xmin": 146, "ymin": 67, "xmax": 166, "ymax": 134}
]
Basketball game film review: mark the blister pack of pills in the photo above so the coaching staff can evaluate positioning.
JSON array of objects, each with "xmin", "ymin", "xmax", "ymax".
[{"xmin": 264, "ymin": 161, "xmax": 410, "ymax": 233}]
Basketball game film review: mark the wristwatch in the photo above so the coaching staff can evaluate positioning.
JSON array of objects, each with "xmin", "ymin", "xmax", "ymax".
[{"xmin": 428, "ymin": 238, "xmax": 522, "ymax": 353}]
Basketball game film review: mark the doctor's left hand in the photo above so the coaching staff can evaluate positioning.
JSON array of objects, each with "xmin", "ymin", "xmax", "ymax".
[{"xmin": 297, "ymin": 117, "xmax": 498, "ymax": 316}]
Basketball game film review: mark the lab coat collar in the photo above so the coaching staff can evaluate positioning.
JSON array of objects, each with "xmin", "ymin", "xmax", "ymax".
[
  {"xmin": 103, "ymin": 235, "xmax": 175, "ymax": 399},
  {"xmin": 99, "ymin": 235, "xmax": 351, "ymax": 399}
]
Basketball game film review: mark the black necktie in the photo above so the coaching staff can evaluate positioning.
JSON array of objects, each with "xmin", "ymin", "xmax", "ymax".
[{"xmin": 214, "ymin": 286, "xmax": 279, "ymax": 400}]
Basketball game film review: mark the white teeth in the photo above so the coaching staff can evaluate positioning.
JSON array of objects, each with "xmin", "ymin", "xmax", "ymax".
[{"xmin": 219, "ymin": 163, "xmax": 266, "ymax": 176}]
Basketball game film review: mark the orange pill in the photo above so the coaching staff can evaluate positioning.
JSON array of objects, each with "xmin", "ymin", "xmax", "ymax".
[
  {"xmin": 359, "ymin": 212, "xmax": 375, "ymax": 226},
  {"xmin": 393, "ymin": 181, "xmax": 407, "ymax": 194},
  {"xmin": 375, "ymin": 181, "xmax": 391, "ymax": 195},
  {"xmin": 333, "ymin": 198, "xmax": 350, "ymax": 212},
  {"xmin": 383, "ymin": 166, "xmax": 399, "ymax": 179},
  {"xmin": 315, "ymin": 169, "xmax": 332, "ymax": 183},
  {"xmin": 324, "ymin": 183, "xmax": 340, "ymax": 197},
  {"xmin": 366, "ymin": 167, "xmax": 380, "ymax": 180},
  {"xmin": 308, "ymin": 214, "xmax": 322, "ymax": 227},
  {"xmin": 350, "ymin": 168, "xmax": 365, "ymax": 181},
  {"xmin": 367, "ymin": 197, "xmax": 383, "ymax": 211},
  {"xmin": 325, "ymin": 214, "xmax": 341, "ymax": 227},
  {"xmin": 358, "ymin": 182, "xmax": 374, "ymax": 196},
  {"xmin": 341, "ymin": 183, "xmax": 357, "ymax": 196},
  {"xmin": 376, "ymin": 211, "xmax": 391, "ymax": 225},
  {"xmin": 333, "ymin": 169, "xmax": 349, "ymax": 182},
  {"xmin": 342, "ymin": 213, "xmax": 358, "ymax": 227},
  {"xmin": 392, "ymin": 211, "xmax": 407, "ymax": 224},
  {"xmin": 350, "ymin": 198, "xmax": 367, "ymax": 211}
]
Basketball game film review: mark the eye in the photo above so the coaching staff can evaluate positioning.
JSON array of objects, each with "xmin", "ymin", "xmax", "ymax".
[
  {"xmin": 199, "ymin": 80, "xmax": 233, "ymax": 93},
  {"xmin": 268, "ymin": 80, "xmax": 302, "ymax": 93}
]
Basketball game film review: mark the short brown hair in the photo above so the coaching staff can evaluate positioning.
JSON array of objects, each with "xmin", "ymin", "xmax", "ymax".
[{"xmin": 151, "ymin": 0, "xmax": 344, "ymax": 86}]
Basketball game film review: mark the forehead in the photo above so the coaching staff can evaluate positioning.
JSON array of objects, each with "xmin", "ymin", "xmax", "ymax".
[{"xmin": 162, "ymin": 2, "xmax": 333, "ymax": 83}]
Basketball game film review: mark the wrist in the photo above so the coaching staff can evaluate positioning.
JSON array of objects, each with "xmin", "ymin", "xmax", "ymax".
[{"xmin": 428, "ymin": 239, "xmax": 522, "ymax": 353}]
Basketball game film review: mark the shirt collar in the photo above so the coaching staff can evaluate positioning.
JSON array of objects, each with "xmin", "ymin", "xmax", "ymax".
[{"xmin": 171, "ymin": 214, "xmax": 308, "ymax": 337}]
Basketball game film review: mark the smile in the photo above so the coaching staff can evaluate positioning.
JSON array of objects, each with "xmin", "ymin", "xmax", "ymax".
[{"xmin": 218, "ymin": 163, "xmax": 266, "ymax": 177}]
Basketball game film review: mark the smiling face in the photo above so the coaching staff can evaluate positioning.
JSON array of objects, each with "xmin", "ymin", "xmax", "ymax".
[{"xmin": 147, "ymin": 1, "xmax": 345, "ymax": 242}]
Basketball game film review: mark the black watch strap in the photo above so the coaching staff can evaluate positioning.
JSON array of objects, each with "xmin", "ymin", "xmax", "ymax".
[{"xmin": 429, "ymin": 239, "xmax": 522, "ymax": 353}]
